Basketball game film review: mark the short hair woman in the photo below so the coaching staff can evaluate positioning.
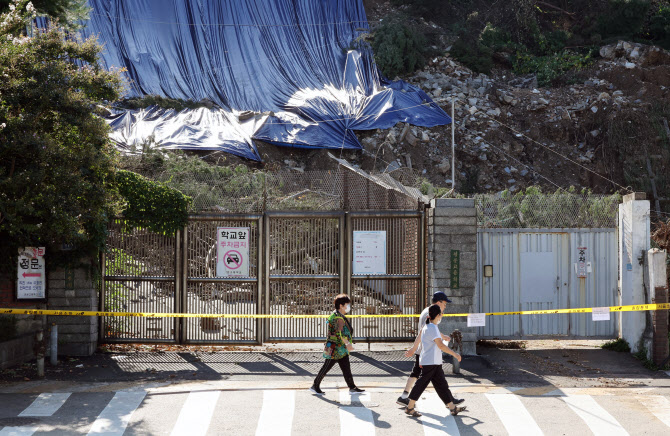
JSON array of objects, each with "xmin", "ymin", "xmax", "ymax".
[
  {"xmin": 404, "ymin": 304, "xmax": 467, "ymax": 417},
  {"xmin": 310, "ymin": 294, "xmax": 365, "ymax": 394}
]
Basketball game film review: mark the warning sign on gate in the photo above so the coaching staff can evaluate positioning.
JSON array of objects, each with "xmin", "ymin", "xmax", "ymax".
[{"xmin": 216, "ymin": 227, "xmax": 250, "ymax": 277}]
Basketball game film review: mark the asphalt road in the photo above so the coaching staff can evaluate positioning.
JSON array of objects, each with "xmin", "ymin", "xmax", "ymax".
[{"xmin": 1, "ymin": 340, "xmax": 669, "ymax": 435}]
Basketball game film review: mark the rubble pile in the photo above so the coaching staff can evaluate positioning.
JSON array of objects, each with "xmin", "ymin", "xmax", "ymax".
[{"xmin": 350, "ymin": 40, "xmax": 670, "ymax": 193}]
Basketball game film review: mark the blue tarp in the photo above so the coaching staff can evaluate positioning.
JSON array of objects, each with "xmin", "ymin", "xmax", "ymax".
[{"xmin": 79, "ymin": 0, "xmax": 451, "ymax": 161}]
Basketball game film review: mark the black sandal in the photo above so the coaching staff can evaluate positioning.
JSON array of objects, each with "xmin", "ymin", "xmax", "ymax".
[
  {"xmin": 450, "ymin": 406, "xmax": 467, "ymax": 416},
  {"xmin": 405, "ymin": 406, "xmax": 422, "ymax": 417}
]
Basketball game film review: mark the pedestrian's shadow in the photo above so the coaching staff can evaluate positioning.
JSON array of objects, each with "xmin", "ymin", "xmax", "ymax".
[
  {"xmin": 420, "ymin": 411, "xmax": 484, "ymax": 433},
  {"xmin": 312, "ymin": 393, "xmax": 391, "ymax": 430}
]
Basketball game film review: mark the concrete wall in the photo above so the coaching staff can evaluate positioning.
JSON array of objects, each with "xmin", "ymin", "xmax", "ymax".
[
  {"xmin": 0, "ymin": 334, "xmax": 35, "ymax": 370},
  {"xmin": 0, "ymin": 273, "xmax": 45, "ymax": 338},
  {"xmin": 47, "ymin": 265, "xmax": 99, "ymax": 356},
  {"xmin": 428, "ymin": 198, "xmax": 477, "ymax": 355}
]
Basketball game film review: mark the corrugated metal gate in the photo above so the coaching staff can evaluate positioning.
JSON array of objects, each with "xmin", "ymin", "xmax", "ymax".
[
  {"xmin": 101, "ymin": 211, "xmax": 424, "ymax": 344},
  {"xmin": 476, "ymin": 229, "xmax": 618, "ymax": 338}
]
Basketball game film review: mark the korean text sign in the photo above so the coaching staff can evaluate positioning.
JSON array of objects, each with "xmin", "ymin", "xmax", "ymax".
[
  {"xmin": 216, "ymin": 228, "xmax": 250, "ymax": 277},
  {"xmin": 352, "ymin": 231, "xmax": 386, "ymax": 275},
  {"xmin": 17, "ymin": 247, "xmax": 46, "ymax": 299}
]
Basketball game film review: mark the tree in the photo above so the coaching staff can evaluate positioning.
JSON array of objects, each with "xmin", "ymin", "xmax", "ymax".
[
  {"xmin": 0, "ymin": 0, "xmax": 124, "ymax": 272},
  {"xmin": 372, "ymin": 16, "xmax": 426, "ymax": 78},
  {"xmin": 0, "ymin": 0, "xmax": 89, "ymax": 30}
]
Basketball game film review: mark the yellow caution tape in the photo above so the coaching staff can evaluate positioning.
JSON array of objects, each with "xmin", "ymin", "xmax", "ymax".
[{"xmin": 0, "ymin": 303, "xmax": 668, "ymax": 319}]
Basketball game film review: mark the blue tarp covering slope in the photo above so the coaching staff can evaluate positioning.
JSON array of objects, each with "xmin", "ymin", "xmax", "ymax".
[{"xmin": 80, "ymin": 0, "xmax": 451, "ymax": 161}]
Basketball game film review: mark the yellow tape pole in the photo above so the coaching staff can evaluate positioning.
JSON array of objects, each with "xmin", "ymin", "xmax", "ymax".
[{"xmin": 0, "ymin": 303, "xmax": 668, "ymax": 318}]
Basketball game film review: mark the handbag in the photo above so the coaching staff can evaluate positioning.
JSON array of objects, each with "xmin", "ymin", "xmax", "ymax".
[{"xmin": 322, "ymin": 341, "xmax": 334, "ymax": 358}]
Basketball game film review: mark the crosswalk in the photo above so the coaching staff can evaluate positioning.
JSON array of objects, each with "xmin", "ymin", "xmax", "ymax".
[{"xmin": 1, "ymin": 387, "xmax": 669, "ymax": 435}]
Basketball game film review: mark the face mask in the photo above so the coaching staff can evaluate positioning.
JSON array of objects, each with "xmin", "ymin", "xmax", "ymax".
[{"xmin": 345, "ymin": 304, "xmax": 351, "ymax": 313}]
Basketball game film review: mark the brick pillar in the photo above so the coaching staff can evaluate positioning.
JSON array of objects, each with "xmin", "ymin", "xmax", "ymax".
[
  {"xmin": 428, "ymin": 198, "xmax": 477, "ymax": 355},
  {"xmin": 648, "ymin": 249, "xmax": 669, "ymax": 366},
  {"xmin": 47, "ymin": 263, "xmax": 99, "ymax": 356}
]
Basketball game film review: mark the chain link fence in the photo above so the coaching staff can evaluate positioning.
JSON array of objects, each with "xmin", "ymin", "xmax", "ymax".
[
  {"xmin": 147, "ymin": 157, "xmax": 426, "ymax": 213},
  {"xmin": 475, "ymin": 190, "xmax": 621, "ymax": 228}
]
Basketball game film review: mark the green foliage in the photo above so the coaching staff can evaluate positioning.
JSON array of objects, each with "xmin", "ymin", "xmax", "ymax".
[
  {"xmin": 598, "ymin": 0, "xmax": 650, "ymax": 39},
  {"xmin": 0, "ymin": 315, "xmax": 18, "ymax": 342},
  {"xmin": 450, "ymin": 37, "xmax": 494, "ymax": 74},
  {"xmin": 601, "ymin": 338, "xmax": 631, "ymax": 352},
  {"xmin": 650, "ymin": 4, "xmax": 670, "ymax": 48},
  {"xmin": 447, "ymin": 0, "xmax": 670, "ymax": 84},
  {"xmin": 372, "ymin": 16, "xmax": 427, "ymax": 78},
  {"xmin": 513, "ymin": 50, "xmax": 594, "ymax": 87},
  {"xmin": 450, "ymin": 17, "xmax": 497, "ymax": 74},
  {"xmin": 0, "ymin": 0, "xmax": 124, "ymax": 273},
  {"xmin": 477, "ymin": 186, "xmax": 622, "ymax": 228},
  {"xmin": 631, "ymin": 344, "xmax": 667, "ymax": 370},
  {"xmin": 0, "ymin": 0, "xmax": 90, "ymax": 31},
  {"xmin": 117, "ymin": 95, "xmax": 210, "ymax": 112},
  {"xmin": 115, "ymin": 170, "xmax": 191, "ymax": 235},
  {"xmin": 419, "ymin": 178, "xmax": 450, "ymax": 198},
  {"xmin": 460, "ymin": 167, "xmax": 480, "ymax": 195}
]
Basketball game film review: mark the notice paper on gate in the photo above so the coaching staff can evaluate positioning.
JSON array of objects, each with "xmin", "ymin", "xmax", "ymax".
[
  {"xmin": 467, "ymin": 313, "xmax": 486, "ymax": 327},
  {"xmin": 592, "ymin": 307, "xmax": 610, "ymax": 321}
]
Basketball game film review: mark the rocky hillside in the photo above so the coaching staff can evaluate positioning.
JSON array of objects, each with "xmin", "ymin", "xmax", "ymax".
[{"xmin": 201, "ymin": 1, "xmax": 670, "ymax": 217}]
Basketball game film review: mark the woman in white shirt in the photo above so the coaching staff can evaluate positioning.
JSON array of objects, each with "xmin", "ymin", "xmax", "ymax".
[{"xmin": 404, "ymin": 304, "xmax": 467, "ymax": 417}]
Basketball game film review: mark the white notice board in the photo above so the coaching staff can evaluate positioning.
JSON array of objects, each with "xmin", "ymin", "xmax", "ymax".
[
  {"xmin": 17, "ymin": 247, "xmax": 46, "ymax": 299},
  {"xmin": 216, "ymin": 227, "xmax": 250, "ymax": 277},
  {"xmin": 352, "ymin": 231, "xmax": 386, "ymax": 275}
]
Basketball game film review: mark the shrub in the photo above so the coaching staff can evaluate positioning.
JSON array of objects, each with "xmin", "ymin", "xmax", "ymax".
[
  {"xmin": 372, "ymin": 16, "xmax": 427, "ymax": 78},
  {"xmin": 115, "ymin": 170, "xmax": 191, "ymax": 235},
  {"xmin": 601, "ymin": 338, "xmax": 631, "ymax": 352},
  {"xmin": 650, "ymin": 5, "xmax": 670, "ymax": 49},
  {"xmin": 598, "ymin": 0, "xmax": 650, "ymax": 40},
  {"xmin": 513, "ymin": 50, "xmax": 594, "ymax": 87}
]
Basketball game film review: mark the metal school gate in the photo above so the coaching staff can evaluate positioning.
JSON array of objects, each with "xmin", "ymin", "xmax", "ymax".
[{"xmin": 100, "ymin": 211, "xmax": 425, "ymax": 344}]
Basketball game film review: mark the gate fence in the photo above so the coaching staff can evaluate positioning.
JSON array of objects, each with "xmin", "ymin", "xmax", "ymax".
[{"xmin": 100, "ymin": 210, "xmax": 425, "ymax": 345}]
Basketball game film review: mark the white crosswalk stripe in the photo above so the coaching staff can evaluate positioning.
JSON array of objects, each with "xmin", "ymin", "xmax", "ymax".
[
  {"xmin": 87, "ymin": 390, "xmax": 146, "ymax": 436},
  {"xmin": 339, "ymin": 390, "xmax": 375, "ymax": 436},
  {"xmin": 419, "ymin": 393, "xmax": 460, "ymax": 436},
  {"xmin": 561, "ymin": 394, "xmax": 628, "ymax": 436},
  {"xmin": 636, "ymin": 395, "xmax": 670, "ymax": 428},
  {"xmin": 256, "ymin": 390, "xmax": 295, "ymax": 436},
  {"xmin": 485, "ymin": 393, "xmax": 543, "ymax": 435},
  {"xmin": 18, "ymin": 393, "xmax": 71, "ymax": 417},
  {"xmin": 170, "ymin": 390, "xmax": 220, "ymax": 436},
  {"xmin": 0, "ymin": 427, "xmax": 39, "ymax": 436},
  {"xmin": 1, "ymin": 388, "xmax": 670, "ymax": 435}
]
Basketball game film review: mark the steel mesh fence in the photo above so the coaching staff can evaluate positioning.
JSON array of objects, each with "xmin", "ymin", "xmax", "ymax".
[{"xmin": 475, "ymin": 191, "xmax": 621, "ymax": 228}]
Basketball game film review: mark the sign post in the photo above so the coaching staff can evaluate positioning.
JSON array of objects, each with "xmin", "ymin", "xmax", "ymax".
[
  {"xmin": 17, "ymin": 247, "xmax": 46, "ymax": 300},
  {"xmin": 216, "ymin": 227, "xmax": 250, "ymax": 277}
]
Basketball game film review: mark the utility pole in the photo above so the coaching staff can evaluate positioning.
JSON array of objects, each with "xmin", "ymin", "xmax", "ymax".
[{"xmin": 452, "ymin": 100, "xmax": 456, "ymax": 193}]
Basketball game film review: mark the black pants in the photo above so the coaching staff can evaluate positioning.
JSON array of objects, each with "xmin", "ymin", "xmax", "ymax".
[
  {"xmin": 408, "ymin": 364, "xmax": 455, "ymax": 405},
  {"xmin": 313, "ymin": 355, "xmax": 356, "ymax": 389},
  {"xmin": 409, "ymin": 354, "xmax": 422, "ymax": 379}
]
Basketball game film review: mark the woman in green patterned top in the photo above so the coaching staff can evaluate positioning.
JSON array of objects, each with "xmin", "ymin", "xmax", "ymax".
[{"xmin": 309, "ymin": 294, "xmax": 365, "ymax": 395}]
